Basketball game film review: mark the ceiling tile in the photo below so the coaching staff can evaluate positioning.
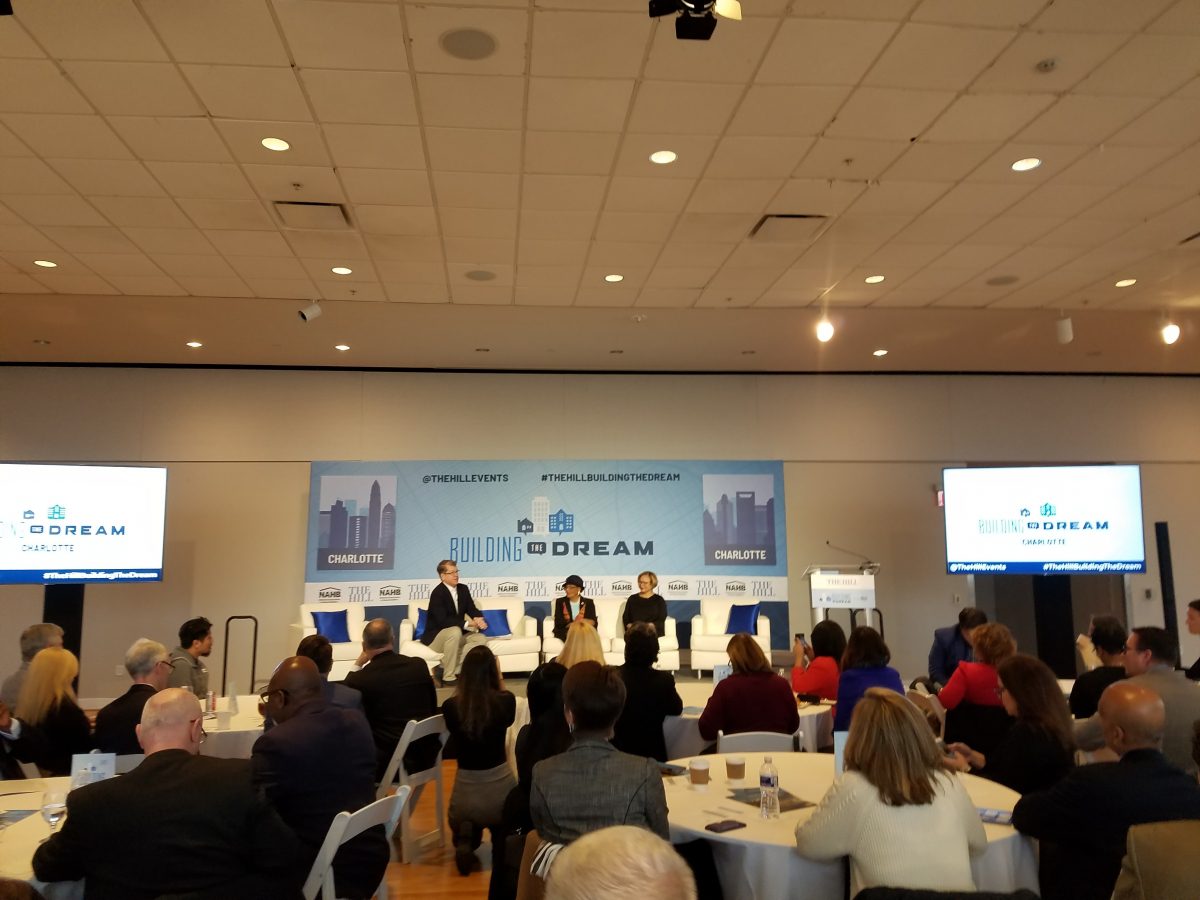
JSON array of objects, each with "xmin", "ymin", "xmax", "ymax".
[
  {"xmin": 912, "ymin": 0, "xmax": 1047, "ymax": 28},
  {"xmin": 594, "ymin": 212, "xmax": 677, "ymax": 243},
  {"xmin": 1109, "ymin": 98, "xmax": 1200, "ymax": 147},
  {"xmin": 417, "ymin": 74, "xmax": 524, "ymax": 130},
  {"xmin": 587, "ymin": 242, "xmax": 659, "ymax": 267},
  {"xmin": 822, "ymin": 214, "xmax": 913, "ymax": 246},
  {"xmin": 150, "ymin": 253, "xmax": 236, "ymax": 278},
  {"xmin": 72, "ymin": 253, "xmax": 165, "ymax": 277},
  {"xmin": 33, "ymin": 225, "xmax": 138, "ymax": 253},
  {"xmin": 770, "ymin": 179, "xmax": 866, "ymax": 216},
  {"xmin": 182, "ymin": 65, "xmax": 312, "ymax": 122},
  {"xmin": 728, "ymin": 85, "xmax": 849, "ymax": 137},
  {"xmin": 892, "ymin": 213, "xmax": 988, "ymax": 243},
  {"xmin": 643, "ymin": 16, "xmax": 777, "ymax": 83},
  {"xmin": 789, "ymin": 0, "xmax": 916, "ymax": 17},
  {"xmin": 757, "ymin": 19, "xmax": 898, "ymax": 85},
  {"xmin": 924, "ymin": 93, "xmax": 1056, "ymax": 142},
  {"xmin": 933, "ymin": 243, "xmax": 1019, "ymax": 270},
  {"xmin": 374, "ymin": 260, "xmax": 446, "ymax": 283},
  {"xmin": 0, "ymin": 61, "xmax": 91, "ymax": 113},
  {"xmin": 963, "ymin": 215, "xmax": 1065, "ymax": 244},
  {"xmin": 213, "ymin": 121, "xmax": 331, "ymax": 166},
  {"xmin": 846, "ymin": 181, "xmax": 951, "ymax": 215},
  {"xmin": 522, "ymin": 174, "xmax": 607, "ymax": 211},
  {"xmin": 447, "ymin": 262, "xmax": 512, "ymax": 285},
  {"xmin": 324, "ymin": 124, "xmax": 425, "ymax": 169},
  {"xmin": 656, "ymin": 242, "xmax": 735, "ymax": 267},
  {"xmin": 860, "ymin": 242, "xmax": 947, "ymax": 270},
  {"xmin": 605, "ymin": 177, "xmax": 694, "ymax": 213},
  {"xmin": 109, "ymin": 117, "xmax": 232, "ymax": 163},
  {"xmin": 1039, "ymin": 217, "xmax": 1132, "ymax": 247},
  {"xmin": 0, "ymin": 122, "xmax": 29, "ymax": 157},
  {"xmin": 924, "ymin": 182, "xmax": 1031, "ymax": 217},
  {"xmin": 1030, "ymin": 0, "xmax": 1175, "ymax": 34},
  {"xmin": 0, "ymin": 17, "xmax": 42, "ymax": 59},
  {"xmin": 965, "ymin": 143, "xmax": 1089, "ymax": 184},
  {"xmin": 62, "ymin": 61, "xmax": 203, "ymax": 116},
  {"xmin": 4, "ymin": 195, "xmax": 106, "ymax": 227},
  {"xmin": 241, "ymin": 164, "xmax": 345, "ymax": 203},
  {"xmin": 864, "ymin": 24, "xmax": 1015, "ymax": 90},
  {"xmin": 242, "ymin": 277, "xmax": 316, "ymax": 300},
  {"xmin": 443, "ymin": 237, "xmax": 514, "ymax": 264},
  {"xmin": 526, "ymin": 132, "xmax": 621, "ymax": 176},
  {"xmin": 204, "ymin": 229, "xmax": 294, "ymax": 257},
  {"xmin": 173, "ymin": 274, "xmax": 255, "ymax": 297},
  {"xmin": 704, "ymin": 137, "xmax": 813, "ymax": 179},
  {"xmin": 1075, "ymin": 35, "xmax": 1200, "ymax": 97},
  {"xmin": 449, "ymin": 283, "xmax": 514, "ymax": 305},
  {"xmin": 314, "ymin": 280, "xmax": 386, "ymax": 302},
  {"xmin": 627, "ymin": 81, "xmax": 744, "ymax": 136},
  {"xmin": 1081, "ymin": 183, "xmax": 1188, "ymax": 221},
  {"xmin": 0, "ymin": 158, "xmax": 74, "ymax": 194},
  {"xmin": 104, "ymin": 275, "xmax": 187, "ymax": 296},
  {"xmin": 884, "ymin": 141, "xmax": 995, "ymax": 180},
  {"xmin": 145, "ymin": 162, "xmax": 255, "ymax": 201},
  {"xmin": 1056, "ymin": 146, "xmax": 1176, "ymax": 186},
  {"xmin": 299, "ymin": 69, "xmax": 418, "ymax": 126},
  {"xmin": 88, "ymin": 197, "xmax": 192, "ymax": 228},
  {"xmin": 687, "ymin": 179, "xmax": 783, "ymax": 215},
  {"xmin": 353, "ymin": 205, "xmax": 439, "ymax": 235},
  {"xmin": 531, "ymin": 11, "xmax": 650, "ymax": 78},
  {"xmin": 340, "ymin": 169, "xmax": 432, "ymax": 206},
  {"xmin": 49, "ymin": 159, "xmax": 164, "ymax": 198},
  {"xmin": 300, "ymin": 258, "xmax": 380, "ymax": 282},
  {"xmin": 517, "ymin": 210, "xmax": 597, "ymax": 240},
  {"xmin": 1018, "ymin": 95, "xmax": 1156, "ymax": 144},
  {"xmin": 516, "ymin": 264, "xmax": 583, "ymax": 288},
  {"xmin": 140, "ymin": 0, "xmax": 290, "ymax": 65},
  {"xmin": 121, "ymin": 227, "xmax": 214, "ymax": 255},
  {"xmin": 274, "ymin": 0, "xmax": 407, "ymax": 70},
  {"xmin": 365, "ymin": 234, "xmax": 443, "ymax": 262},
  {"xmin": 284, "ymin": 230, "xmax": 369, "ymax": 259},
  {"xmin": 383, "ymin": 283, "xmax": 450, "ymax": 304},
  {"xmin": 0, "ymin": 249, "xmax": 83, "ymax": 274},
  {"xmin": 527, "ymin": 78, "xmax": 634, "ymax": 132},
  {"xmin": 1138, "ymin": 144, "xmax": 1200, "ymax": 190},
  {"xmin": 671, "ymin": 213, "xmax": 758, "ymax": 243},
  {"xmin": 724, "ymin": 242, "xmax": 806, "ymax": 269},
  {"xmin": 433, "ymin": 172, "xmax": 519, "ymax": 210},
  {"xmin": 405, "ymin": 5, "xmax": 528, "ymax": 76},
  {"xmin": 425, "ymin": 128, "xmax": 519, "ymax": 173},
  {"xmin": 634, "ymin": 286, "xmax": 699, "ymax": 307},
  {"xmin": 575, "ymin": 286, "xmax": 637, "ymax": 307},
  {"xmin": 2, "ymin": 114, "xmax": 132, "ymax": 159},
  {"xmin": 29, "ymin": 272, "xmax": 118, "ymax": 295},
  {"xmin": 825, "ymin": 88, "xmax": 955, "ymax": 140},
  {"xmin": 794, "ymin": 138, "xmax": 908, "ymax": 180},
  {"xmin": 613, "ymin": 135, "xmax": 716, "ymax": 178},
  {"xmin": 646, "ymin": 265, "xmax": 717, "ymax": 289},
  {"xmin": 512, "ymin": 286, "xmax": 573, "ymax": 306},
  {"xmin": 15, "ymin": 0, "xmax": 168, "ymax": 61},
  {"xmin": 1147, "ymin": 2, "xmax": 1200, "ymax": 35},
  {"xmin": 177, "ymin": 198, "xmax": 276, "ymax": 230},
  {"xmin": 971, "ymin": 32, "xmax": 1126, "ymax": 93},
  {"xmin": 1005, "ymin": 183, "xmax": 1114, "ymax": 219},
  {"xmin": 517, "ymin": 240, "xmax": 590, "ymax": 266}
]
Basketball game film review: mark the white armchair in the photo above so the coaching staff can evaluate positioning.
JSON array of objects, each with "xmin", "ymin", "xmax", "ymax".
[
  {"xmin": 398, "ymin": 599, "xmax": 444, "ymax": 675},
  {"xmin": 400, "ymin": 597, "xmax": 541, "ymax": 674},
  {"xmin": 600, "ymin": 598, "xmax": 681, "ymax": 672},
  {"xmin": 299, "ymin": 603, "xmax": 366, "ymax": 681},
  {"xmin": 689, "ymin": 598, "xmax": 772, "ymax": 673}
]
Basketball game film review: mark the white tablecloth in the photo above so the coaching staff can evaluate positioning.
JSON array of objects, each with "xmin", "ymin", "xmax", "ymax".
[
  {"xmin": 665, "ymin": 752, "xmax": 1038, "ymax": 900},
  {"xmin": 199, "ymin": 695, "xmax": 265, "ymax": 759},
  {"xmin": 0, "ymin": 776, "xmax": 82, "ymax": 900},
  {"xmin": 665, "ymin": 681, "xmax": 834, "ymax": 758}
]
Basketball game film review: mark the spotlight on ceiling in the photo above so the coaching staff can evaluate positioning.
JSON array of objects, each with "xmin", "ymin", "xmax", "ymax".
[
  {"xmin": 298, "ymin": 301, "xmax": 322, "ymax": 322},
  {"xmin": 1056, "ymin": 317, "xmax": 1073, "ymax": 345},
  {"xmin": 649, "ymin": 0, "xmax": 741, "ymax": 41},
  {"xmin": 1162, "ymin": 322, "xmax": 1181, "ymax": 345},
  {"xmin": 815, "ymin": 320, "xmax": 835, "ymax": 343}
]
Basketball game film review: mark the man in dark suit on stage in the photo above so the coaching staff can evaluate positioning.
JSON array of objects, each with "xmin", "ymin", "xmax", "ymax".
[
  {"xmin": 1013, "ymin": 682, "xmax": 1200, "ymax": 900},
  {"xmin": 93, "ymin": 638, "xmax": 172, "ymax": 755},
  {"xmin": 253, "ymin": 656, "xmax": 387, "ymax": 900},
  {"xmin": 32, "ymin": 688, "xmax": 302, "ymax": 900},
  {"xmin": 344, "ymin": 618, "xmax": 439, "ymax": 779},
  {"xmin": 422, "ymin": 559, "xmax": 488, "ymax": 684}
]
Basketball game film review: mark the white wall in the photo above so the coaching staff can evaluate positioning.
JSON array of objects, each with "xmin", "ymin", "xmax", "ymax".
[{"xmin": 1, "ymin": 368, "xmax": 1198, "ymax": 695}]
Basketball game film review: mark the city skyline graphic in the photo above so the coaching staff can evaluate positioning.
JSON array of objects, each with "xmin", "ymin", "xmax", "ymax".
[
  {"xmin": 701, "ymin": 474, "xmax": 777, "ymax": 566},
  {"xmin": 316, "ymin": 475, "xmax": 396, "ymax": 570}
]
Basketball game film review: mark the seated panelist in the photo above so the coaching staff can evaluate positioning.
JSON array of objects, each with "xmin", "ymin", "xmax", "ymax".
[{"xmin": 553, "ymin": 574, "xmax": 597, "ymax": 642}]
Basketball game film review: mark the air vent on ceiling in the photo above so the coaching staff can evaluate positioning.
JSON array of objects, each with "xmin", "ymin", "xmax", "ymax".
[
  {"xmin": 273, "ymin": 201, "xmax": 352, "ymax": 230},
  {"xmin": 748, "ymin": 213, "xmax": 828, "ymax": 243}
]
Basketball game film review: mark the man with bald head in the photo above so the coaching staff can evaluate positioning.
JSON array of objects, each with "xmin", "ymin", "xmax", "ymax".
[
  {"xmin": 252, "ymin": 656, "xmax": 386, "ymax": 900},
  {"xmin": 343, "ymin": 618, "xmax": 438, "ymax": 779},
  {"xmin": 33, "ymin": 688, "xmax": 301, "ymax": 899},
  {"xmin": 1013, "ymin": 682, "xmax": 1200, "ymax": 900}
]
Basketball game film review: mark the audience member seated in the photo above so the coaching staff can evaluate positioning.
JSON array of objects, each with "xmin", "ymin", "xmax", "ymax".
[
  {"xmin": 3, "ymin": 647, "xmax": 91, "ymax": 776},
  {"xmin": 1075, "ymin": 625, "xmax": 1200, "ymax": 776},
  {"xmin": 1069, "ymin": 615, "xmax": 1129, "ymax": 718},
  {"xmin": 939, "ymin": 623, "xmax": 1016, "ymax": 756},
  {"xmin": 1112, "ymin": 819, "xmax": 1200, "ymax": 900},
  {"xmin": 927, "ymin": 607, "xmax": 987, "ymax": 689},
  {"xmin": 545, "ymin": 825, "xmax": 697, "ymax": 900},
  {"xmin": 32, "ymin": 688, "xmax": 302, "ymax": 899},
  {"xmin": 622, "ymin": 571, "xmax": 667, "ymax": 637},
  {"xmin": 343, "ymin": 617, "xmax": 439, "ymax": 780},
  {"xmin": 796, "ymin": 689, "xmax": 987, "ymax": 895},
  {"xmin": 612, "ymin": 624, "xmax": 683, "ymax": 761},
  {"xmin": 1185, "ymin": 599, "xmax": 1200, "ymax": 681},
  {"xmin": 93, "ymin": 638, "xmax": 171, "ymax": 755},
  {"xmin": 552, "ymin": 574, "xmax": 598, "ymax": 641},
  {"xmin": 295, "ymin": 633, "xmax": 362, "ymax": 711},
  {"xmin": 555, "ymin": 620, "xmax": 607, "ymax": 669},
  {"xmin": 252, "ymin": 657, "xmax": 385, "ymax": 900},
  {"xmin": 790, "ymin": 620, "xmax": 846, "ymax": 701},
  {"xmin": 945, "ymin": 653, "xmax": 1074, "ymax": 794},
  {"xmin": 1, "ymin": 623, "xmax": 63, "ymax": 707},
  {"xmin": 166, "ymin": 616, "xmax": 213, "ymax": 696},
  {"xmin": 1013, "ymin": 682, "xmax": 1200, "ymax": 900},
  {"xmin": 833, "ymin": 627, "xmax": 904, "ymax": 732},
  {"xmin": 531, "ymin": 661, "xmax": 669, "ymax": 856},
  {"xmin": 442, "ymin": 645, "xmax": 517, "ymax": 878},
  {"xmin": 698, "ymin": 633, "xmax": 799, "ymax": 742}
]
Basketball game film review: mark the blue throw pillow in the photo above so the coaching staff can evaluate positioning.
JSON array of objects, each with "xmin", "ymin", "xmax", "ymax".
[
  {"xmin": 415, "ymin": 608, "xmax": 428, "ymax": 640},
  {"xmin": 311, "ymin": 610, "xmax": 350, "ymax": 644},
  {"xmin": 725, "ymin": 603, "xmax": 760, "ymax": 635},
  {"xmin": 481, "ymin": 608, "xmax": 512, "ymax": 638}
]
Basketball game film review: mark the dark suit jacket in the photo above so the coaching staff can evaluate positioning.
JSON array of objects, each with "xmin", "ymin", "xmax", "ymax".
[
  {"xmin": 324, "ymin": 677, "xmax": 362, "ymax": 711},
  {"xmin": 1012, "ymin": 748, "xmax": 1200, "ymax": 900},
  {"xmin": 252, "ymin": 699, "xmax": 386, "ymax": 900},
  {"xmin": 32, "ymin": 749, "xmax": 302, "ymax": 900},
  {"xmin": 342, "ymin": 650, "xmax": 439, "ymax": 779},
  {"xmin": 93, "ymin": 683, "xmax": 156, "ymax": 755},
  {"xmin": 13, "ymin": 699, "xmax": 92, "ymax": 776},
  {"xmin": 928, "ymin": 624, "xmax": 972, "ymax": 685},
  {"xmin": 1069, "ymin": 665, "xmax": 1127, "ymax": 719},
  {"xmin": 552, "ymin": 595, "xmax": 598, "ymax": 641},
  {"xmin": 612, "ymin": 664, "xmax": 683, "ymax": 762},
  {"xmin": 422, "ymin": 581, "xmax": 482, "ymax": 645}
]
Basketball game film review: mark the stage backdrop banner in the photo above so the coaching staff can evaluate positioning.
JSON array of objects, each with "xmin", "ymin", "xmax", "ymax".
[{"xmin": 303, "ymin": 460, "xmax": 787, "ymax": 614}]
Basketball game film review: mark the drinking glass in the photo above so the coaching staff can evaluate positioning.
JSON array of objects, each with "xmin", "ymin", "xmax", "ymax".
[{"xmin": 40, "ymin": 790, "xmax": 67, "ymax": 838}]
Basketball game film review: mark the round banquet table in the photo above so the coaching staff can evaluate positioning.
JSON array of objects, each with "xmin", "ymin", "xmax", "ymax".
[
  {"xmin": 0, "ymin": 776, "xmax": 82, "ymax": 900},
  {"xmin": 198, "ymin": 695, "xmax": 266, "ymax": 759},
  {"xmin": 664, "ymin": 752, "xmax": 1038, "ymax": 900},
  {"xmin": 665, "ymin": 681, "xmax": 834, "ymax": 758}
]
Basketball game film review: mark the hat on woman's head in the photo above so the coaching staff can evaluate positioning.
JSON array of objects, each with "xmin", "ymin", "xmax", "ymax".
[{"xmin": 564, "ymin": 574, "xmax": 584, "ymax": 589}]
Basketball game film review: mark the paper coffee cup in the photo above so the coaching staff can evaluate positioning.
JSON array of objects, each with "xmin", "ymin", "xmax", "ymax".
[
  {"xmin": 215, "ymin": 710, "xmax": 232, "ymax": 730},
  {"xmin": 726, "ymin": 756, "xmax": 746, "ymax": 780},
  {"xmin": 689, "ymin": 759, "xmax": 710, "ymax": 786}
]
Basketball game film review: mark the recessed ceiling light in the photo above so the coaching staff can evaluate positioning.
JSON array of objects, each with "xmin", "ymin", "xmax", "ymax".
[
  {"xmin": 1162, "ymin": 322, "xmax": 1181, "ymax": 345},
  {"xmin": 864, "ymin": 274, "xmax": 885, "ymax": 284},
  {"xmin": 604, "ymin": 274, "xmax": 624, "ymax": 283},
  {"xmin": 261, "ymin": 137, "xmax": 290, "ymax": 152},
  {"xmin": 334, "ymin": 344, "xmax": 350, "ymax": 352},
  {"xmin": 873, "ymin": 349, "xmax": 888, "ymax": 357},
  {"xmin": 1011, "ymin": 157, "xmax": 1042, "ymax": 172},
  {"xmin": 33, "ymin": 259, "xmax": 57, "ymax": 268},
  {"xmin": 649, "ymin": 150, "xmax": 677, "ymax": 165},
  {"xmin": 1115, "ymin": 278, "xmax": 1137, "ymax": 288},
  {"xmin": 186, "ymin": 341, "xmax": 203, "ymax": 349},
  {"xmin": 331, "ymin": 266, "xmax": 353, "ymax": 276},
  {"xmin": 815, "ymin": 320, "xmax": 834, "ymax": 343}
]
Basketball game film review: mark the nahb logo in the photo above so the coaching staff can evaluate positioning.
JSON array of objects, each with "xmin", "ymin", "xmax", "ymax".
[
  {"xmin": 725, "ymin": 580, "xmax": 747, "ymax": 593},
  {"xmin": 378, "ymin": 585, "xmax": 403, "ymax": 600},
  {"xmin": 497, "ymin": 581, "xmax": 520, "ymax": 594},
  {"xmin": 317, "ymin": 587, "xmax": 342, "ymax": 601},
  {"xmin": 667, "ymin": 580, "xmax": 689, "ymax": 593},
  {"xmin": 349, "ymin": 585, "xmax": 372, "ymax": 603},
  {"xmin": 610, "ymin": 580, "xmax": 633, "ymax": 594}
]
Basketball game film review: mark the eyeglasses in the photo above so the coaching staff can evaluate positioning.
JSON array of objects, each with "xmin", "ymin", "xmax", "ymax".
[
  {"xmin": 188, "ymin": 718, "xmax": 207, "ymax": 744},
  {"xmin": 259, "ymin": 688, "xmax": 288, "ymax": 705}
]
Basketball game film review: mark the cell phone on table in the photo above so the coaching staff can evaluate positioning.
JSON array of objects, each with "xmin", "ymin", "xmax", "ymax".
[
  {"xmin": 979, "ymin": 808, "xmax": 1013, "ymax": 826},
  {"xmin": 705, "ymin": 819, "xmax": 747, "ymax": 833},
  {"xmin": 659, "ymin": 763, "xmax": 687, "ymax": 777}
]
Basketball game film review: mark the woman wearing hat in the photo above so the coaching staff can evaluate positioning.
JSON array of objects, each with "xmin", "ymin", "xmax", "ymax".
[{"xmin": 552, "ymin": 575, "xmax": 597, "ymax": 641}]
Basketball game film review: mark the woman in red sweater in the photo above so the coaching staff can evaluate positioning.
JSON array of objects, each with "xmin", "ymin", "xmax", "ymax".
[
  {"xmin": 937, "ymin": 623, "xmax": 1017, "ymax": 710},
  {"xmin": 699, "ymin": 633, "xmax": 799, "ymax": 742},
  {"xmin": 791, "ymin": 619, "xmax": 846, "ymax": 700}
]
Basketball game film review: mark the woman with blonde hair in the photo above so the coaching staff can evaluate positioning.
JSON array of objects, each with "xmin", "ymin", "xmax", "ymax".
[
  {"xmin": 796, "ymin": 688, "xmax": 987, "ymax": 895},
  {"xmin": 556, "ymin": 621, "xmax": 606, "ymax": 669},
  {"xmin": 698, "ymin": 633, "xmax": 798, "ymax": 742},
  {"xmin": 622, "ymin": 571, "xmax": 667, "ymax": 637},
  {"xmin": 13, "ymin": 646, "xmax": 91, "ymax": 776}
]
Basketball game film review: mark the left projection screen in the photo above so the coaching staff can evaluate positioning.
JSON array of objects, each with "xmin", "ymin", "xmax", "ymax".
[{"xmin": 0, "ymin": 464, "xmax": 167, "ymax": 584}]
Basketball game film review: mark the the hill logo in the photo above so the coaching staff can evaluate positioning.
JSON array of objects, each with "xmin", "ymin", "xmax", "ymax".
[{"xmin": 317, "ymin": 587, "xmax": 342, "ymax": 601}]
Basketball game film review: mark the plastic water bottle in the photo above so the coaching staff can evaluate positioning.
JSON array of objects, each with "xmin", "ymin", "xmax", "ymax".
[{"xmin": 759, "ymin": 755, "xmax": 780, "ymax": 819}]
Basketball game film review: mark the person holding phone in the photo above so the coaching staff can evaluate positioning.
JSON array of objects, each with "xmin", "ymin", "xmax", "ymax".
[{"xmin": 791, "ymin": 620, "xmax": 847, "ymax": 701}]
